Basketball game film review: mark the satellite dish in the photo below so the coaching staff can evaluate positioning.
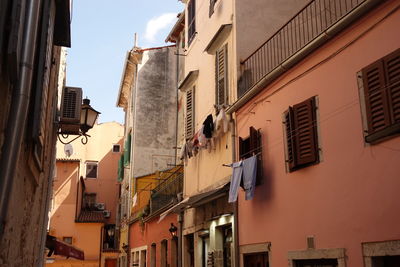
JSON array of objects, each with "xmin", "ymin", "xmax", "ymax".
[{"xmin": 64, "ymin": 144, "xmax": 73, "ymax": 157}]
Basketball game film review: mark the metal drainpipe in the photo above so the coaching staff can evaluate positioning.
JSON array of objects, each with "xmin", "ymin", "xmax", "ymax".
[
  {"xmin": 178, "ymin": 212, "xmax": 183, "ymax": 267},
  {"xmin": 0, "ymin": 0, "xmax": 42, "ymax": 237},
  {"xmin": 231, "ymin": 116, "xmax": 239, "ymax": 267}
]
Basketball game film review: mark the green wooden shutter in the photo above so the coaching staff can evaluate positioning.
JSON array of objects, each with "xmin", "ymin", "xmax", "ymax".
[
  {"xmin": 118, "ymin": 154, "xmax": 124, "ymax": 182},
  {"xmin": 124, "ymin": 133, "xmax": 131, "ymax": 166}
]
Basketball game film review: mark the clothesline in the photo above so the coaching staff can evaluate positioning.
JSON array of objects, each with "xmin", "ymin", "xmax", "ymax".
[{"xmin": 222, "ymin": 151, "xmax": 262, "ymax": 167}]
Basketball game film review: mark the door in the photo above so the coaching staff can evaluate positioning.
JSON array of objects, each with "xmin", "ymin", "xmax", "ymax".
[
  {"xmin": 243, "ymin": 252, "xmax": 269, "ymax": 267},
  {"xmin": 105, "ymin": 259, "xmax": 117, "ymax": 267}
]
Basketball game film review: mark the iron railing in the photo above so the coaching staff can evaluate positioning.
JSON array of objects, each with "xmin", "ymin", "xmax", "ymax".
[
  {"xmin": 239, "ymin": 0, "xmax": 367, "ymax": 97},
  {"xmin": 150, "ymin": 168, "xmax": 183, "ymax": 213}
]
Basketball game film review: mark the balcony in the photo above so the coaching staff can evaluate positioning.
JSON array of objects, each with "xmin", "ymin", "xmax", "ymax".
[
  {"xmin": 238, "ymin": 0, "xmax": 374, "ymax": 98},
  {"xmin": 150, "ymin": 168, "xmax": 183, "ymax": 214}
]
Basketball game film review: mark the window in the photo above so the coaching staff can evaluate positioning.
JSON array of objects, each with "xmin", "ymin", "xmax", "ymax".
[
  {"xmin": 209, "ymin": 0, "xmax": 217, "ymax": 17},
  {"xmin": 240, "ymin": 243, "xmax": 270, "ymax": 267},
  {"xmin": 360, "ymin": 48, "xmax": 400, "ymax": 143},
  {"xmin": 284, "ymin": 96, "xmax": 319, "ymax": 172},
  {"xmin": 86, "ymin": 161, "xmax": 98, "ymax": 178},
  {"xmin": 150, "ymin": 243, "xmax": 156, "ymax": 267},
  {"xmin": 202, "ymin": 235, "xmax": 210, "ymax": 267},
  {"xmin": 161, "ymin": 239, "xmax": 168, "ymax": 267},
  {"xmin": 63, "ymin": 237, "xmax": 72, "ymax": 244},
  {"xmin": 216, "ymin": 44, "xmax": 228, "ymax": 108},
  {"xmin": 113, "ymin": 144, "xmax": 121, "ymax": 153},
  {"xmin": 186, "ymin": 87, "xmax": 195, "ymax": 139},
  {"xmin": 83, "ymin": 193, "xmax": 96, "ymax": 210},
  {"xmin": 131, "ymin": 246, "xmax": 147, "ymax": 267},
  {"xmin": 239, "ymin": 127, "xmax": 262, "ymax": 184},
  {"xmin": 294, "ymin": 259, "xmax": 338, "ymax": 267},
  {"xmin": 362, "ymin": 240, "xmax": 400, "ymax": 267},
  {"xmin": 244, "ymin": 252, "xmax": 269, "ymax": 267},
  {"xmin": 188, "ymin": 0, "xmax": 196, "ymax": 45},
  {"xmin": 185, "ymin": 234, "xmax": 195, "ymax": 267},
  {"xmin": 288, "ymin": 248, "xmax": 345, "ymax": 267}
]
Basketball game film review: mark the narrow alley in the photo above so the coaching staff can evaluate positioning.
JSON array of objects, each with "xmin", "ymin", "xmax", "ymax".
[{"xmin": 0, "ymin": 0, "xmax": 400, "ymax": 267}]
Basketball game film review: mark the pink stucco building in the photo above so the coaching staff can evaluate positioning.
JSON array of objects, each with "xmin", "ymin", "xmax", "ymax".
[{"xmin": 230, "ymin": 0, "xmax": 400, "ymax": 266}]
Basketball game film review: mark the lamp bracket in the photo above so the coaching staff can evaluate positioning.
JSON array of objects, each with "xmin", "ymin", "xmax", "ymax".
[{"xmin": 57, "ymin": 131, "xmax": 91, "ymax": 145}]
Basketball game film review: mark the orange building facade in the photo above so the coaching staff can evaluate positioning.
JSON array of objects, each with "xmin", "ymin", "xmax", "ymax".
[
  {"xmin": 232, "ymin": 0, "xmax": 400, "ymax": 266},
  {"xmin": 46, "ymin": 122, "xmax": 124, "ymax": 267}
]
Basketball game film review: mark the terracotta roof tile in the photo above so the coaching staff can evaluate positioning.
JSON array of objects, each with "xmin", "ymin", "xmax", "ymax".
[{"xmin": 76, "ymin": 211, "xmax": 104, "ymax": 223}]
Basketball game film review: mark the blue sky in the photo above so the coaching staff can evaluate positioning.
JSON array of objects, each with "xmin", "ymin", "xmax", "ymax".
[{"xmin": 67, "ymin": 0, "xmax": 183, "ymax": 123}]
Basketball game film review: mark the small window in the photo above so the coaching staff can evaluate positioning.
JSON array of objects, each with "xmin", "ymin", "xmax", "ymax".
[
  {"xmin": 113, "ymin": 144, "xmax": 120, "ymax": 153},
  {"xmin": 186, "ymin": 87, "xmax": 195, "ymax": 140},
  {"xmin": 63, "ymin": 237, "xmax": 72, "ymax": 244},
  {"xmin": 86, "ymin": 161, "xmax": 98, "ymax": 178},
  {"xmin": 216, "ymin": 44, "xmax": 228, "ymax": 108},
  {"xmin": 188, "ymin": 0, "xmax": 196, "ymax": 45},
  {"xmin": 284, "ymin": 96, "xmax": 319, "ymax": 172},
  {"xmin": 151, "ymin": 243, "xmax": 156, "ymax": 267},
  {"xmin": 360, "ymin": 48, "xmax": 400, "ymax": 143}
]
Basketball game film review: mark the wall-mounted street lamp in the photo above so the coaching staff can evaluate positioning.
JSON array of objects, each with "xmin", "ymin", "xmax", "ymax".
[
  {"xmin": 58, "ymin": 87, "xmax": 100, "ymax": 145},
  {"xmin": 169, "ymin": 223, "xmax": 178, "ymax": 238}
]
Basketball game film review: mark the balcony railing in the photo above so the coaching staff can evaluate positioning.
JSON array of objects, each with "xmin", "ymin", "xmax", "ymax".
[
  {"xmin": 150, "ymin": 168, "xmax": 183, "ymax": 214},
  {"xmin": 238, "ymin": 0, "xmax": 368, "ymax": 97}
]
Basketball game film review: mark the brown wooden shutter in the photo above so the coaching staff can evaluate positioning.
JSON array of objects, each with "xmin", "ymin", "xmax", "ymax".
[
  {"xmin": 383, "ymin": 48, "xmax": 400, "ymax": 123},
  {"xmin": 186, "ymin": 87, "xmax": 195, "ymax": 139},
  {"xmin": 292, "ymin": 97, "xmax": 318, "ymax": 166},
  {"xmin": 238, "ymin": 137, "xmax": 244, "ymax": 160},
  {"xmin": 216, "ymin": 44, "xmax": 228, "ymax": 106},
  {"xmin": 209, "ymin": 0, "xmax": 216, "ymax": 17},
  {"xmin": 285, "ymin": 107, "xmax": 296, "ymax": 171},
  {"xmin": 188, "ymin": 0, "xmax": 196, "ymax": 44},
  {"xmin": 362, "ymin": 60, "xmax": 391, "ymax": 134},
  {"xmin": 249, "ymin": 126, "xmax": 259, "ymax": 154}
]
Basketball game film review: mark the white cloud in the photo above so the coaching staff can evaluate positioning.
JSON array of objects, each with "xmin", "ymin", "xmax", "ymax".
[{"xmin": 144, "ymin": 13, "xmax": 177, "ymax": 43}]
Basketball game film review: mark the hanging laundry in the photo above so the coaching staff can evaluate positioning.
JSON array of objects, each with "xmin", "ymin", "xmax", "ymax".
[
  {"xmin": 203, "ymin": 114, "xmax": 214, "ymax": 138},
  {"xmin": 228, "ymin": 161, "xmax": 243, "ymax": 203},
  {"xmin": 215, "ymin": 108, "xmax": 229, "ymax": 138},
  {"xmin": 198, "ymin": 126, "xmax": 207, "ymax": 147},
  {"xmin": 242, "ymin": 155, "xmax": 257, "ymax": 200}
]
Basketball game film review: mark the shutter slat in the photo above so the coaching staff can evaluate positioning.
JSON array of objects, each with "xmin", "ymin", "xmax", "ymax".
[
  {"xmin": 362, "ymin": 60, "xmax": 391, "ymax": 133},
  {"xmin": 215, "ymin": 45, "xmax": 228, "ymax": 106},
  {"xmin": 285, "ymin": 107, "xmax": 296, "ymax": 170},
  {"xmin": 292, "ymin": 97, "xmax": 318, "ymax": 166},
  {"xmin": 186, "ymin": 88, "xmax": 194, "ymax": 139},
  {"xmin": 384, "ymin": 48, "xmax": 400, "ymax": 123}
]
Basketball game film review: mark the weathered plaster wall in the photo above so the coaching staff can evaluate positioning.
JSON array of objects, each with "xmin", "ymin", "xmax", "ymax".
[
  {"xmin": 0, "ymin": 44, "xmax": 62, "ymax": 266},
  {"xmin": 236, "ymin": 2, "xmax": 400, "ymax": 266},
  {"xmin": 132, "ymin": 47, "xmax": 178, "ymax": 177},
  {"xmin": 56, "ymin": 122, "xmax": 124, "ymax": 223},
  {"xmin": 235, "ymin": 0, "xmax": 310, "ymax": 64},
  {"xmin": 182, "ymin": 0, "xmax": 235, "ymax": 197}
]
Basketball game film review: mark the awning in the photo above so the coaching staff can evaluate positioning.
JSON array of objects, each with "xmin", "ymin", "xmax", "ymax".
[
  {"xmin": 46, "ymin": 235, "xmax": 84, "ymax": 260},
  {"xmin": 204, "ymin": 24, "xmax": 232, "ymax": 54},
  {"xmin": 159, "ymin": 180, "xmax": 230, "ymax": 222}
]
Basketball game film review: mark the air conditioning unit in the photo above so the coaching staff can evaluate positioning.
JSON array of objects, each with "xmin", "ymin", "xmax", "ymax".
[
  {"xmin": 95, "ymin": 203, "xmax": 105, "ymax": 211},
  {"xmin": 103, "ymin": 210, "xmax": 111, "ymax": 218},
  {"xmin": 59, "ymin": 86, "xmax": 82, "ymax": 135}
]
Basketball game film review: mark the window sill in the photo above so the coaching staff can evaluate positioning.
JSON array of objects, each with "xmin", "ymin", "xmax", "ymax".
[{"xmin": 365, "ymin": 123, "xmax": 400, "ymax": 144}]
